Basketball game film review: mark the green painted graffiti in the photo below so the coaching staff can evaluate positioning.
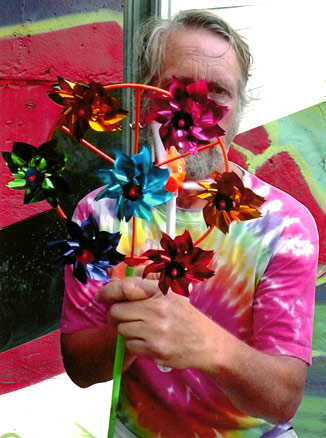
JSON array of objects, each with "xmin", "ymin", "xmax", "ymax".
[
  {"xmin": 0, "ymin": 434, "xmax": 23, "ymax": 438},
  {"xmin": 74, "ymin": 422, "xmax": 98, "ymax": 438}
]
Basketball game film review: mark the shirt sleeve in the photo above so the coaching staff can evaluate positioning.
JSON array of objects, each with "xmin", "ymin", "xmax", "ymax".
[
  {"xmin": 251, "ymin": 205, "xmax": 319, "ymax": 365},
  {"xmin": 59, "ymin": 192, "xmax": 109, "ymax": 334}
]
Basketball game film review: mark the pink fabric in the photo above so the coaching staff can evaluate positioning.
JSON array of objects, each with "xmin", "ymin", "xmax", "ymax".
[{"xmin": 59, "ymin": 171, "xmax": 318, "ymax": 437}]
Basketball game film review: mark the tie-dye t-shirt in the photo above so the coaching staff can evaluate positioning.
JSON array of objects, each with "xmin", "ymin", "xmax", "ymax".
[{"xmin": 60, "ymin": 169, "xmax": 318, "ymax": 438}]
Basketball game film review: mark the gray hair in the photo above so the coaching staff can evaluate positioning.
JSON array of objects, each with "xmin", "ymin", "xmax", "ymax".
[{"xmin": 136, "ymin": 9, "xmax": 253, "ymax": 109}]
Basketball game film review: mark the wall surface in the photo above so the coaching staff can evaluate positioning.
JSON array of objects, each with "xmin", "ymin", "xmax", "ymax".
[
  {"xmin": 0, "ymin": 0, "xmax": 123, "ymax": 228},
  {"xmin": 0, "ymin": 0, "xmax": 124, "ymax": 427}
]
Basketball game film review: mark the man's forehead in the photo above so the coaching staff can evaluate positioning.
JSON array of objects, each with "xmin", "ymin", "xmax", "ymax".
[
  {"xmin": 165, "ymin": 28, "xmax": 234, "ymax": 56},
  {"xmin": 166, "ymin": 42, "xmax": 232, "ymax": 60},
  {"xmin": 161, "ymin": 47, "xmax": 239, "ymax": 92}
]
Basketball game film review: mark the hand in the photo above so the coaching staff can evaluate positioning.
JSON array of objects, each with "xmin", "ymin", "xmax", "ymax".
[{"xmin": 96, "ymin": 277, "xmax": 218, "ymax": 370}]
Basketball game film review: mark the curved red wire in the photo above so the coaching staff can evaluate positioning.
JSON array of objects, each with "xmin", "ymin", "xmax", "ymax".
[{"xmin": 51, "ymin": 82, "xmax": 230, "ymax": 252}]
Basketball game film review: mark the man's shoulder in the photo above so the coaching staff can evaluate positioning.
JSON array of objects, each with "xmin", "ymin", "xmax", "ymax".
[
  {"xmin": 244, "ymin": 170, "xmax": 316, "ymax": 222},
  {"xmin": 73, "ymin": 186, "xmax": 115, "ymax": 223}
]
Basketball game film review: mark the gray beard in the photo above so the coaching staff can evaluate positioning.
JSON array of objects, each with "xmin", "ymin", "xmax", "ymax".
[
  {"xmin": 182, "ymin": 117, "xmax": 240, "ymax": 180},
  {"xmin": 144, "ymin": 114, "xmax": 241, "ymax": 181}
]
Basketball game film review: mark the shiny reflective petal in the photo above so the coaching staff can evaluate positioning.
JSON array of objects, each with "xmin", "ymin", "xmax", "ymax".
[
  {"xmin": 145, "ymin": 76, "xmax": 228, "ymax": 154},
  {"xmin": 197, "ymin": 171, "xmax": 265, "ymax": 234},
  {"xmin": 95, "ymin": 147, "xmax": 172, "ymax": 222},
  {"xmin": 2, "ymin": 140, "xmax": 70, "ymax": 207},
  {"xmin": 49, "ymin": 214, "xmax": 125, "ymax": 284},
  {"xmin": 48, "ymin": 77, "xmax": 128, "ymax": 140},
  {"xmin": 142, "ymin": 231, "xmax": 215, "ymax": 296}
]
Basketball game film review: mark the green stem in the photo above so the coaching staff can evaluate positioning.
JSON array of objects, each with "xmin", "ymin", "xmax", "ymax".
[
  {"xmin": 107, "ymin": 265, "xmax": 135, "ymax": 438},
  {"xmin": 107, "ymin": 334, "xmax": 126, "ymax": 438}
]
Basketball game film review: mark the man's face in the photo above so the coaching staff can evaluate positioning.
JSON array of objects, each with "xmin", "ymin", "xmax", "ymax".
[{"xmin": 158, "ymin": 28, "xmax": 241, "ymax": 180}]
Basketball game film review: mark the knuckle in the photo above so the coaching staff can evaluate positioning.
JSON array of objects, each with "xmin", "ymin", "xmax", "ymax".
[
  {"xmin": 120, "ymin": 279, "xmax": 135, "ymax": 300},
  {"xmin": 109, "ymin": 304, "xmax": 118, "ymax": 319},
  {"xmin": 149, "ymin": 333, "xmax": 170, "ymax": 359},
  {"xmin": 156, "ymin": 299, "xmax": 169, "ymax": 319}
]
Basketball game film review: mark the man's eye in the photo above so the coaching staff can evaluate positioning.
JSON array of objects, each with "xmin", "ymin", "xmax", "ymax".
[
  {"xmin": 209, "ymin": 86, "xmax": 231, "ymax": 102},
  {"xmin": 214, "ymin": 87, "xmax": 226, "ymax": 94},
  {"xmin": 211, "ymin": 86, "xmax": 229, "ymax": 96}
]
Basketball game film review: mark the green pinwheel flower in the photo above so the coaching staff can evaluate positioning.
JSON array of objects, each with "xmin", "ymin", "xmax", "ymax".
[{"xmin": 2, "ymin": 140, "xmax": 69, "ymax": 207}]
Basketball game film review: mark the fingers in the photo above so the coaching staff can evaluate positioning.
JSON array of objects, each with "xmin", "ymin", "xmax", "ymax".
[
  {"xmin": 96, "ymin": 276, "xmax": 161, "ymax": 305},
  {"xmin": 117, "ymin": 320, "xmax": 145, "ymax": 338},
  {"xmin": 110, "ymin": 301, "xmax": 147, "ymax": 322},
  {"xmin": 133, "ymin": 264, "xmax": 160, "ymax": 280},
  {"xmin": 125, "ymin": 339, "xmax": 149, "ymax": 357},
  {"xmin": 116, "ymin": 321, "xmax": 151, "ymax": 357}
]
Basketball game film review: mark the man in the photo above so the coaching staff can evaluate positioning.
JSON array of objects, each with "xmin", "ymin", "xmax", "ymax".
[{"xmin": 60, "ymin": 10, "xmax": 318, "ymax": 438}]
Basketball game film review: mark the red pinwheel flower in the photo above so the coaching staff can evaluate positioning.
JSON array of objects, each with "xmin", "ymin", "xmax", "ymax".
[
  {"xmin": 197, "ymin": 171, "xmax": 265, "ymax": 234},
  {"xmin": 49, "ymin": 77, "xmax": 128, "ymax": 140},
  {"xmin": 145, "ymin": 76, "xmax": 228, "ymax": 154},
  {"xmin": 142, "ymin": 230, "xmax": 215, "ymax": 296}
]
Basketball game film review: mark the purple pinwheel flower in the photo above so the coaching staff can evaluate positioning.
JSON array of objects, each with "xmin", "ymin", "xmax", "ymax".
[
  {"xmin": 50, "ymin": 214, "xmax": 125, "ymax": 284},
  {"xmin": 145, "ymin": 76, "xmax": 228, "ymax": 154}
]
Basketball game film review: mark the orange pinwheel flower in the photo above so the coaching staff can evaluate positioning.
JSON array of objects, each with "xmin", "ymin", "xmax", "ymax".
[
  {"xmin": 49, "ymin": 77, "xmax": 128, "ymax": 140},
  {"xmin": 197, "ymin": 171, "xmax": 265, "ymax": 234}
]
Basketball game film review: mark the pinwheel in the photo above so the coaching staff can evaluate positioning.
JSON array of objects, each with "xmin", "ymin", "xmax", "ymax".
[
  {"xmin": 48, "ymin": 77, "xmax": 128, "ymax": 140},
  {"xmin": 197, "ymin": 170, "xmax": 265, "ymax": 234},
  {"xmin": 49, "ymin": 214, "xmax": 125, "ymax": 284},
  {"xmin": 2, "ymin": 75, "xmax": 266, "ymax": 438},
  {"xmin": 142, "ymin": 231, "xmax": 215, "ymax": 296},
  {"xmin": 95, "ymin": 146, "xmax": 173, "ymax": 222},
  {"xmin": 146, "ymin": 75, "xmax": 228, "ymax": 154},
  {"xmin": 2, "ymin": 139, "xmax": 69, "ymax": 207}
]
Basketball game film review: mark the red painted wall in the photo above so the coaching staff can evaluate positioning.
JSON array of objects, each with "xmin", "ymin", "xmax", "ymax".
[
  {"xmin": 0, "ymin": 10, "xmax": 123, "ymax": 393},
  {"xmin": 0, "ymin": 21, "xmax": 123, "ymax": 228}
]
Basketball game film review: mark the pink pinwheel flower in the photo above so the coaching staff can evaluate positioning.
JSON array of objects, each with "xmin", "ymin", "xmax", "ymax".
[{"xmin": 146, "ymin": 76, "xmax": 228, "ymax": 154}]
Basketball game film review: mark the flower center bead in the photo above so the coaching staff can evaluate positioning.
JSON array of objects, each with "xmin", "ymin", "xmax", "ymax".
[
  {"xmin": 171, "ymin": 111, "xmax": 193, "ymax": 131},
  {"xmin": 219, "ymin": 200, "xmax": 226, "ymax": 209},
  {"xmin": 171, "ymin": 268, "xmax": 178, "ymax": 278},
  {"xmin": 123, "ymin": 182, "xmax": 143, "ymax": 202},
  {"xmin": 76, "ymin": 249, "xmax": 95, "ymax": 265},
  {"xmin": 25, "ymin": 167, "xmax": 42, "ymax": 188},
  {"xmin": 213, "ymin": 193, "xmax": 233, "ymax": 211},
  {"xmin": 166, "ymin": 261, "xmax": 185, "ymax": 279}
]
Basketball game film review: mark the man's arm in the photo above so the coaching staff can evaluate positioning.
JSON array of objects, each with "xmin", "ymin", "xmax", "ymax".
[
  {"xmin": 95, "ymin": 277, "xmax": 307, "ymax": 424},
  {"xmin": 61, "ymin": 326, "xmax": 116, "ymax": 388},
  {"xmin": 61, "ymin": 323, "xmax": 136, "ymax": 388}
]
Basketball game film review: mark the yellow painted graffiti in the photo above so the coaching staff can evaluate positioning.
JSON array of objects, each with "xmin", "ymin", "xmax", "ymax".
[{"xmin": 0, "ymin": 9, "xmax": 123, "ymax": 39}]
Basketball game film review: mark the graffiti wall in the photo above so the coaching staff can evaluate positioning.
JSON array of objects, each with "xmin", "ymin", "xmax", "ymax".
[{"xmin": 0, "ymin": 0, "xmax": 124, "ymax": 428}]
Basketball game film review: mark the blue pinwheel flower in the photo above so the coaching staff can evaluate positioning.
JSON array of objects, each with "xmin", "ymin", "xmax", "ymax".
[
  {"xmin": 50, "ymin": 214, "xmax": 125, "ymax": 284},
  {"xmin": 95, "ymin": 147, "xmax": 173, "ymax": 222}
]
